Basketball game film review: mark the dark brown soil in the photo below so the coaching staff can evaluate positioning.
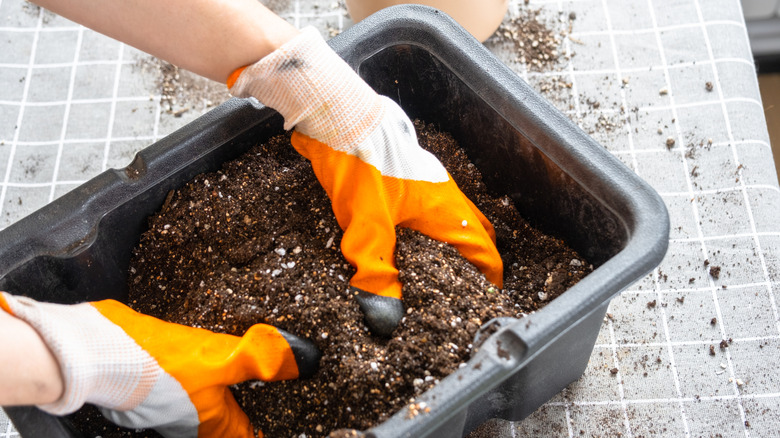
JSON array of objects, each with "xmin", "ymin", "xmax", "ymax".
[
  {"xmin": 709, "ymin": 265, "xmax": 721, "ymax": 279},
  {"xmin": 67, "ymin": 121, "xmax": 592, "ymax": 437}
]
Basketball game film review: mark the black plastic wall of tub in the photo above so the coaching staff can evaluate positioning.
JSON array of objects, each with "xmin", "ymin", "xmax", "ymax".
[{"xmin": 1, "ymin": 5, "xmax": 669, "ymax": 438}]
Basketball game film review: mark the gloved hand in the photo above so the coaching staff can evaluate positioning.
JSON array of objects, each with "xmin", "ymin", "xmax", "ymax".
[
  {"xmin": 228, "ymin": 27, "xmax": 503, "ymax": 337},
  {"xmin": 0, "ymin": 292, "xmax": 319, "ymax": 438}
]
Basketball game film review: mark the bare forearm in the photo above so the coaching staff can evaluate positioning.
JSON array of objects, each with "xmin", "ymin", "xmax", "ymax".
[
  {"xmin": 0, "ymin": 309, "xmax": 63, "ymax": 406},
  {"xmin": 31, "ymin": 0, "xmax": 300, "ymax": 83}
]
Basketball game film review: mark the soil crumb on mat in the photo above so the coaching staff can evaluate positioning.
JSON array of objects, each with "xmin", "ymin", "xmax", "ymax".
[
  {"xmin": 67, "ymin": 122, "xmax": 592, "ymax": 437},
  {"xmin": 135, "ymin": 57, "xmax": 230, "ymax": 117},
  {"xmin": 493, "ymin": 7, "xmax": 569, "ymax": 71}
]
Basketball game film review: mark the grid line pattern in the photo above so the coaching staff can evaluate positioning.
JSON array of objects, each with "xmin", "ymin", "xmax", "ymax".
[
  {"xmin": 654, "ymin": 0, "xmax": 740, "ymax": 432},
  {"xmin": 1, "ymin": 0, "xmax": 779, "ymax": 436},
  {"xmin": 0, "ymin": 419, "xmax": 18, "ymax": 438}
]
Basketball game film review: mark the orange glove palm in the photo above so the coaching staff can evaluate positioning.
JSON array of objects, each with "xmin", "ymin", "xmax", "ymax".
[
  {"xmin": 229, "ymin": 28, "xmax": 503, "ymax": 336},
  {"xmin": 0, "ymin": 292, "xmax": 319, "ymax": 438}
]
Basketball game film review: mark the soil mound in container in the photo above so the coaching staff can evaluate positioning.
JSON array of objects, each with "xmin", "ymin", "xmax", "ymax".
[{"xmin": 67, "ymin": 121, "xmax": 592, "ymax": 437}]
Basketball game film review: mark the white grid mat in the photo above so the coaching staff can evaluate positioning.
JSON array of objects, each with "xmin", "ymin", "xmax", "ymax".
[{"xmin": 1, "ymin": 0, "xmax": 779, "ymax": 436}]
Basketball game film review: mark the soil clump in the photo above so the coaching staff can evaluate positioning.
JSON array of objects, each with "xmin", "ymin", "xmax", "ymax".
[{"xmin": 493, "ymin": 7, "xmax": 569, "ymax": 71}]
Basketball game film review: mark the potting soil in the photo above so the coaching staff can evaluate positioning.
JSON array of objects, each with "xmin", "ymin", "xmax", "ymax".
[{"xmin": 67, "ymin": 121, "xmax": 592, "ymax": 437}]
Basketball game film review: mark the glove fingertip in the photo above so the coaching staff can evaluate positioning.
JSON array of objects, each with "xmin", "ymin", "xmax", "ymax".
[
  {"xmin": 353, "ymin": 288, "xmax": 404, "ymax": 338},
  {"xmin": 277, "ymin": 330, "xmax": 321, "ymax": 379}
]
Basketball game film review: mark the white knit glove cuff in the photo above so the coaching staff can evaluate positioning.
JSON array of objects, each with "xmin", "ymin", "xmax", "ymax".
[
  {"xmin": 229, "ymin": 27, "xmax": 384, "ymax": 152},
  {"xmin": 1, "ymin": 293, "xmax": 160, "ymax": 416}
]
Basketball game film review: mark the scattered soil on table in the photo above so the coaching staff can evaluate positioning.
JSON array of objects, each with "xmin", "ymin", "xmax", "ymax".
[
  {"xmin": 493, "ymin": 7, "xmax": 569, "ymax": 71},
  {"xmin": 135, "ymin": 57, "xmax": 231, "ymax": 117},
  {"xmin": 20, "ymin": 2, "xmax": 59, "ymax": 24},
  {"xmin": 67, "ymin": 121, "xmax": 592, "ymax": 437},
  {"xmin": 489, "ymin": 7, "xmax": 639, "ymax": 152}
]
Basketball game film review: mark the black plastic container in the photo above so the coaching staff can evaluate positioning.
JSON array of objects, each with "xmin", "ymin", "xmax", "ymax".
[{"xmin": 2, "ymin": 6, "xmax": 669, "ymax": 438}]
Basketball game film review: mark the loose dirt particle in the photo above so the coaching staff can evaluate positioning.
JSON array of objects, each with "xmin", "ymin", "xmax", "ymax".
[
  {"xmin": 494, "ymin": 8, "xmax": 566, "ymax": 70},
  {"xmin": 709, "ymin": 265, "xmax": 721, "ymax": 279},
  {"xmin": 710, "ymin": 266, "xmax": 720, "ymax": 280}
]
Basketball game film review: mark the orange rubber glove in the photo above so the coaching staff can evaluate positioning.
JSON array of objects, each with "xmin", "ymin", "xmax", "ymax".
[
  {"xmin": 229, "ymin": 28, "xmax": 503, "ymax": 336},
  {"xmin": 0, "ymin": 292, "xmax": 319, "ymax": 438}
]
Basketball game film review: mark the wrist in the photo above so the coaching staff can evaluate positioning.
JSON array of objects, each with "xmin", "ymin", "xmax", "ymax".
[
  {"xmin": 0, "ymin": 294, "xmax": 159, "ymax": 415},
  {"xmin": 226, "ymin": 23, "xmax": 302, "ymax": 86},
  {"xmin": 0, "ymin": 305, "xmax": 64, "ymax": 405}
]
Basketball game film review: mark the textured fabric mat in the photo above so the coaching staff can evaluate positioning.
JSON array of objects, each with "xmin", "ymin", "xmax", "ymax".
[{"xmin": 1, "ymin": 0, "xmax": 778, "ymax": 436}]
